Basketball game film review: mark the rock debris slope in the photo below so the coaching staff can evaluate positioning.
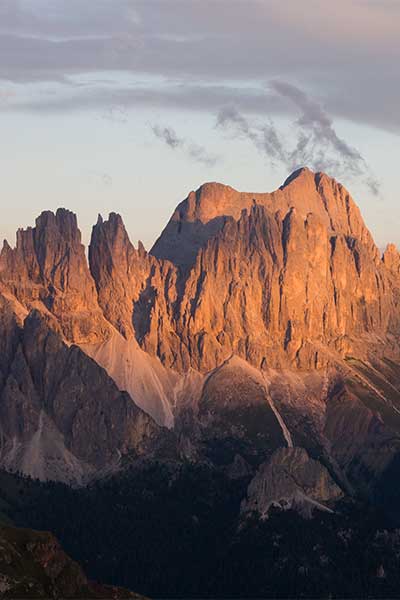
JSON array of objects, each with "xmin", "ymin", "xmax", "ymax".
[{"xmin": 0, "ymin": 299, "xmax": 160, "ymax": 483}]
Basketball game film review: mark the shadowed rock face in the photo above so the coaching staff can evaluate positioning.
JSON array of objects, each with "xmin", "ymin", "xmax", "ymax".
[
  {"xmin": 0, "ymin": 300, "xmax": 161, "ymax": 484},
  {"xmin": 241, "ymin": 447, "xmax": 343, "ymax": 519},
  {"xmin": 194, "ymin": 356, "xmax": 288, "ymax": 466}
]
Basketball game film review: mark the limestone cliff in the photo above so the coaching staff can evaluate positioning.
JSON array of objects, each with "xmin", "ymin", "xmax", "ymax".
[
  {"xmin": 0, "ymin": 208, "xmax": 109, "ymax": 344},
  {"xmin": 0, "ymin": 297, "xmax": 161, "ymax": 484},
  {"xmin": 85, "ymin": 168, "xmax": 400, "ymax": 373},
  {"xmin": 1, "ymin": 167, "xmax": 400, "ymax": 498}
]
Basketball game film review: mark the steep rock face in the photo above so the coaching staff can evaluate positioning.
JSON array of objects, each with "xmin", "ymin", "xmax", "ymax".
[
  {"xmin": 151, "ymin": 168, "xmax": 376, "ymax": 269},
  {"xmin": 145, "ymin": 168, "xmax": 397, "ymax": 372},
  {"xmin": 89, "ymin": 212, "xmax": 177, "ymax": 342},
  {"xmin": 4, "ymin": 170, "xmax": 394, "ymax": 379},
  {"xmin": 383, "ymin": 243, "xmax": 400, "ymax": 276},
  {"xmin": 2, "ymin": 168, "xmax": 400, "ymax": 490},
  {"xmin": 145, "ymin": 196, "xmax": 396, "ymax": 372},
  {"xmin": 89, "ymin": 212, "xmax": 182, "ymax": 366},
  {"xmin": 0, "ymin": 211, "xmax": 178, "ymax": 427},
  {"xmin": 241, "ymin": 447, "xmax": 343, "ymax": 518},
  {"xmin": 87, "ymin": 213, "xmax": 182, "ymax": 425},
  {"xmin": 0, "ymin": 209, "xmax": 109, "ymax": 344},
  {"xmin": 0, "ymin": 302, "xmax": 161, "ymax": 483}
]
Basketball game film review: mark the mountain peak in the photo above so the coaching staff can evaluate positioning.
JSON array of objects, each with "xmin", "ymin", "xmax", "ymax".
[
  {"xmin": 90, "ymin": 212, "xmax": 131, "ymax": 259},
  {"xmin": 151, "ymin": 169, "xmax": 373, "ymax": 268},
  {"xmin": 281, "ymin": 166, "xmax": 315, "ymax": 188},
  {"xmin": 34, "ymin": 208, "xmax": 80, "ymax": 242},
  {"xmin": 0, "ymin": 208, "xmax": 106, "ymax": 344}
]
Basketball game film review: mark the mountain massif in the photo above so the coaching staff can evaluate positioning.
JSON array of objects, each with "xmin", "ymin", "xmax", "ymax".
[{"xmin": 2, "ymin": 167, "xmax": 400, "ymax": 596}]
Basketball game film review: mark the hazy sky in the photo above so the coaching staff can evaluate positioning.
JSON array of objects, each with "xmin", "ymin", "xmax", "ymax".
[{"xmin": 0, "ymin": 0, "xmax": 399, "ymax": 250}]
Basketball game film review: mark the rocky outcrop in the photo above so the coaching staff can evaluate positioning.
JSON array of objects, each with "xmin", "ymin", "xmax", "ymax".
[
  {"xmin": 383, "ymin": 243, "xmax": 400, "ymax": 276},
  {"xmin": 241, "ymin": 447, "xmax": 343, "ymax": 518},
  {"xmin": 0, "ymin": 524, "xmax": 140, "ymax": 598},
  {"xmin": 89, "ymin": 213, "xmax": 177, "ymax": 341},
  {"xmin": 0, "ymin": 208, "xmax": 109, "ymax": 344},
  {"xmin": 81, "ymin": 168, "xmax": 400, "ymax": 373},
  {"xmin": 0, "ymin": 211, "xmax": 179, "ymax": 427},
  {"xmin": 89, "ymin": 212, "xmax": 183, "ymax": 370}
]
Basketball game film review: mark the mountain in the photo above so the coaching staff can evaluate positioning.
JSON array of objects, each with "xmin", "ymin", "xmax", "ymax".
[
  {"xmin": 1, "ymin": 168, "xmax": 400, "ymax": 491},
  {"xmin": 2, "ymin": 167, "xmax": 400, "ymax": 595},
  {"xmin": 150, "ymin": 167, "xmax": 397, "ymax": 371},
  {"xmin": 0, "ymin": 297, "xmax": 163, "ymax": 484}
]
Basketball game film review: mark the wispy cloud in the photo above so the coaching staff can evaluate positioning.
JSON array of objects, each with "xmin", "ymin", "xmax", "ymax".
[
  {"xmin": 152, "ymin": 125, "xmax": 181, "ymax": 149},
  {"xmin": 216, "ymin": 82, "xmax": 379, "ymax": 194},
  {"xmin": 151, "ymin": 123, "xmax": 218, "ymax": 168},
  {"xmin": 0, "ymin": 1, "xmax": 398, "ymax": 133}
]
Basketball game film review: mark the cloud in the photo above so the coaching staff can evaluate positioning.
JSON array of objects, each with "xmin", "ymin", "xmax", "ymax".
[
  {"xmin": 0, "ymin": 1, "xmax": 399, "ymax": 133},
  {"xmin": 216, "ymin": 82, "xmax": 380, "ymax": 195},
  {"xmin": 152, "ymin": 124, "xmax": 182, "ymax": 149},
  {"xmin": 187, "ymin": 143, "xmax": 218, "ymax": 168},
  {"xmin": 151, "ymin": 123, "xmax": 218, "ymax": 168}
]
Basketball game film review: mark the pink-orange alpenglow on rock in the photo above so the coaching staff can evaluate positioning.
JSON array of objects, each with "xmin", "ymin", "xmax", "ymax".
[{"xmin": 1, "ymin": 167, "xmax": 400, "ymax": 498}]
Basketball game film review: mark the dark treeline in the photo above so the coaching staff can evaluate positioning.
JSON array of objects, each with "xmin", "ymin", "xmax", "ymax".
[{"xmin": 1, "ymin": 463, "xmax": 400, "ymax": 599}]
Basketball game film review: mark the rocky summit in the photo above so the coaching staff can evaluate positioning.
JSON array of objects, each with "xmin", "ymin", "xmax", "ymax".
[{"xmin": 1, "ymin": 167, "xmax": 400, "ymax": 510}]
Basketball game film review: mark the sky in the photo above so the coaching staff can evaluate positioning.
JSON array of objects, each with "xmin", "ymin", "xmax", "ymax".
[{"xmin": 0, "ymin": 0, "xmax": 399, "ymax": 250}]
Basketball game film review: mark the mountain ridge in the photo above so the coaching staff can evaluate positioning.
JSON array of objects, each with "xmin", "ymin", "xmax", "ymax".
[{"xmin": 1, "ymin": 168, "xmax": 400, "ymax": 510}]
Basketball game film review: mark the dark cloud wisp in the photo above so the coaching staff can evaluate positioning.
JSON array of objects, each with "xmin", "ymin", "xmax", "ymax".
[
  {"xmin": 217, "ymin": 82, "xmax": 380, "ymax": 195},
  {"xmin": 151, "ymin": 123, "xmax": 218, "ymax": 168}
]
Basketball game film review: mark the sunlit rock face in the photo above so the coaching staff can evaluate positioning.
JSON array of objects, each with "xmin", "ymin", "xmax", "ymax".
[
  {"xmin": 81, "ymin": 168, "xmax": 400, "ymax": 374},
  {"xmin": 152, "ymin": 168, "xmax": 375, "ymax": 269},
  {"xmin": 1, "ymin": 167, "xmax": 393, "ymax": 377},
  {"xmin": 89, "ymin": 212, "xmax": 178, "ymax": 342},
  {"xmin": 145, "ymin": 167, "xmax": 400, "ymax": 371},
  {"xmin": 0, "ymin": 208, "xmax": 109, "ymax": 344},
  {"xmin": 2, "ymin": 167, "xmax": 400, "ymax": 495}
]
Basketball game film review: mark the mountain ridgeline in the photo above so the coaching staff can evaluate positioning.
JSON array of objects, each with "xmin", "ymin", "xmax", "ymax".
[{"xmin": 2, "ymin": 168, "xmax": 400, "ymax": 595}]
